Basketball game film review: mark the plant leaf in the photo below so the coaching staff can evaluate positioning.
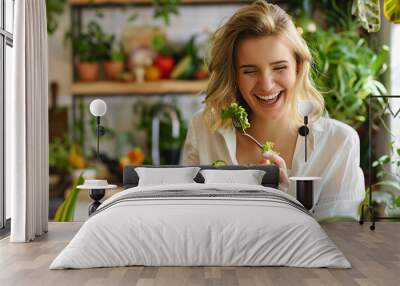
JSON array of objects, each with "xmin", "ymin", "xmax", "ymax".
[
  {"xmin": 384, "ymin": 0, "xmax": 400, "ymax": 23},
  {"xmin": 375, "ymin": 180, "xmax": 400, "ymax": 191},
  {"xmin": 54, "ymin": 172, "xmax": 85, "ymax": 222},
  {"xmin": 395, "ymin": 196, "xmax": 400, "ymax": 207},
  {"xmin": 353, "ymin": 0, "xmax": 381, "ymax": 32}
]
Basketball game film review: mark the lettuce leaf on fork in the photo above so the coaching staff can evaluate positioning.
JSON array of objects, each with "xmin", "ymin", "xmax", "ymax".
[
  {"xmin": 221, "ymin": 102, "xmax": 250, "ymax": 130},
  {"xmin": 221, "ymin": 102, "xmax": 277, "ymax": 158}
]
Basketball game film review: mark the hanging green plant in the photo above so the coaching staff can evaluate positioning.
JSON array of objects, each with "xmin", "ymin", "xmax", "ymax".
[
  {"xmin": 352, "ymin": 0, "xmax": 381, "ymax": 32},
  {"xmin": 153, "ymin": 0, "xmax": 180, "ymax": 25},
  {"xmin": 46, "ymin": 0, "xmax": 67, "ymax": 34},
  {"xmin": 384, "ymin": 0, "xmax": 400, "ymax": 23}
]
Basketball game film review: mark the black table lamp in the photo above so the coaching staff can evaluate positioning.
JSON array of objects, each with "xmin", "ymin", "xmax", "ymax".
[{"xmin": 89, "ymin": 99, "xmax": 107, "ymax": 161}]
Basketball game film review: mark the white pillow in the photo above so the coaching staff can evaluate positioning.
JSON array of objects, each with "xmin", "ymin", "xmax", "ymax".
[
  {"xmin": 135, "ymin": 167, "xmax": 200, "ymax": 186},
  {"xmin": 200, "ymin": 169, "xmax": 266, "ymax": 185}
]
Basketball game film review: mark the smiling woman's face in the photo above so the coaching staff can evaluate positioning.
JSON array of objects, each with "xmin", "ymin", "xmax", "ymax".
[{"xmin": 236, "ymin": 35, "xmax": 297, "ymax": 121}]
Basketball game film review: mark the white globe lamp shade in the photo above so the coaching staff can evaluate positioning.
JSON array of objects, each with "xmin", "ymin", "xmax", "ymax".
[
  {"xmin": 90, "ymin": 99, "xmax": 107, "ymax": 117},
  {"xmin": 298, "ymin": 100, "xmax": 313, "ymax": 117}
]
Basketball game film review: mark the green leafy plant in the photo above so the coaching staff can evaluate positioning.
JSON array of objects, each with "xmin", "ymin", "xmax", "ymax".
[
  {"xmin": 303, "ymin": 28, "xmax": 388, "ymax": 129},
  {"xmin": 169, "ymin": 34, "xmax": 204, "ymax": 80},
  {"xmin": 49, "ymin": 137, "xmax": 71, "ymax": 173},
  {"xmin": 366, "ymin": 140, "xmax": 400, "ymax": 217},
  {"xmin": 289, "ymin": 0, "xmax": 357, "ymax": 32},
  {"xmin": 352, "ymin": 0, "xmax": 381, "ymax": 32},
  {"xmin": 353, "ymin": 0, "xmax": 400, "ymax": 32},
  {"xmin": 372, "ymin": 141, "xmax": 400, "ymax": 189},
  {"xmin": 67, "ymin": 21, "xmax": 114, "ymax": 62},
  {"xmin": 384, "ymin": 0, "xmax": 400, "ymax": 23},
  {"xmin": 153, "ymin": 0, "xmax": 180, "ymax": 25},
  {"xmin": 111, "ymin": 49, "xmax": 124, "ymax": 62},
  {"xmin": 54, "ymin": 172, "xmax": 85, "ymax": 222},
  {"xmin": 46, "ymin": 0, "xmax": 66, "ymax": 34}
]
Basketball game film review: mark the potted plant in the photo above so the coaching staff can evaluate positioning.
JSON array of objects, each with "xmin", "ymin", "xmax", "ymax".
[
  {"xmin": 303, "ymin": 28, "xmax": 388, "ymax": 130},
  {"xmin": 104, "ymin": 49, "xmax": 125, "ymax": 81},
  {"xmin": 70, "ymin": 21, "xmax": 113, "ymax": 81}
]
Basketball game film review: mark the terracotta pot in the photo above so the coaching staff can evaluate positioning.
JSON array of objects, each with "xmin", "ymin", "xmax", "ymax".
[
  {"xmin": 104, "ymin": 61, "xmax": 124, "ymax": 80},
  {"xmin": 77, "ymin": 62, "xmax": 99, "ymax": 82}
]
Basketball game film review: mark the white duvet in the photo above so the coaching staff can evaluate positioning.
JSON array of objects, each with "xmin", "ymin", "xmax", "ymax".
[{"xmin": 50, "ymin": 183, "xmax": 350, "ymax": 269}]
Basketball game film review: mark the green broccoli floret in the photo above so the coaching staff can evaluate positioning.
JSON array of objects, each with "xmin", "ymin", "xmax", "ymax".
[{"xmin": 221, "ymin": 102, "xmax": 250, "ymax": 130}]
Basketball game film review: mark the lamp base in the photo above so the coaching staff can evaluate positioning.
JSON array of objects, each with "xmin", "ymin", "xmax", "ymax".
[
  {"xmin": 296, "ymin": 180, "xmax": 314, "ymax": 210},
  {"xmin": 88, "ymin": 189, "xmax": 105, "ymax": 215},
  {"xmin": 289, "ymin": 177, "xmax": 321, "ymax": 211}
]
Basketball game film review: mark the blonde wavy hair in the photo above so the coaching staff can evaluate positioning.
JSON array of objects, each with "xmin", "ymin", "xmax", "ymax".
[{"xmin": 203, "ymin": 0, "xmax": 324, "ymax": 132}]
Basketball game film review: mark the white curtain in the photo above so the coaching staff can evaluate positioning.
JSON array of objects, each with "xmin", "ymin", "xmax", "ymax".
[{"xmin": 7, "ymin": 0, "xmax": 49, "ymax": 242}]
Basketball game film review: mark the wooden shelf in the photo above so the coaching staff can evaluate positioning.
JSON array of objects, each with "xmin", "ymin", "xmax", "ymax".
[
  {"xmin": 69, "ymin": 0, "xmax": 252, "ymax": 6},
  {"xmin": 71, "ymin": 80, "xmax": 208, "ymax": 95}
]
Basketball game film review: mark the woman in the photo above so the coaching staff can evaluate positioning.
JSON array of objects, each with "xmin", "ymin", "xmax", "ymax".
[{"xmin": 181, "ymin": 1, "xmax": 365, "ymax": 221}]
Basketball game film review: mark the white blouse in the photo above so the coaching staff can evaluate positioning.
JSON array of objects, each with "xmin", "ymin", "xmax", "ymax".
[{"xmin": 180, "ymin": 110, "xmax": 365, "ymax": 221}]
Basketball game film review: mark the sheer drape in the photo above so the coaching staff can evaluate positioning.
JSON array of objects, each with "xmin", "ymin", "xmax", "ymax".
[{"xmin": 7, "ymin": 0, "xmax": 49, "ymax": 242}]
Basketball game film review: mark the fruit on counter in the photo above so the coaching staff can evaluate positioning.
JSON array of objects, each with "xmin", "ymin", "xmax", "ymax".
[
  {"xmin": 119, "ymin": 147, "xmax": 145, "ymax": 169},
  {"xmin": 153, "ymin": 55, "xmax": 175, "ymax": 79},
  {"xmin": 195, "ymin": 63, "xmax": 209, "ymax": 80},
  {"xmin": 170, "ymin": 56, "xmax": 194, "ymax": 79},
  {"xmin": 145, "ymin": 65, "xmax": 161, "ymax": 81},
  {"xmin": 68, "ymin": 144, "xmax": 87, "ymax": 169},
  {"xmin": 118, "ymin": 156, "xmax": 131, "ymax": 169},
  {"xmin": 127, "ymin": 148, "xmax": 145, "ymax": 164},
  {"xmin": 195, "ymin": 69, "xmax": 208, "ymax": 80}
]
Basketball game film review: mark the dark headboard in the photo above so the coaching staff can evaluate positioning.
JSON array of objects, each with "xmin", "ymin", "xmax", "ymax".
[{"xmin": 123, "ymin": 165, "xmax": 280, "ymax": 189}]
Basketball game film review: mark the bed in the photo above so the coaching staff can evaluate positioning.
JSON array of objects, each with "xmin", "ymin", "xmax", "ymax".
[{"xmin": 50, "ymin": 165, "xmax": 350, "ymax": 269}]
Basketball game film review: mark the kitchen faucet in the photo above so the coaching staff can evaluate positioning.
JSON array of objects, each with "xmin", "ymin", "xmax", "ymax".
[{"xmin": 151, "ymin": 105, "xmax": 180, "ymax": 165}]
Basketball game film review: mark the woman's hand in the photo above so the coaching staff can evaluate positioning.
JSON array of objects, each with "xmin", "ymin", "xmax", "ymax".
[{"xmin": 260, "ymin": 151, "xmax": 289, "ymax": 192}]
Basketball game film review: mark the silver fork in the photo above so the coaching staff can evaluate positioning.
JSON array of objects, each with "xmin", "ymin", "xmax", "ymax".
[{"xmin": 232, "ymin": 117, "xmax": 264, "ymax": 150}]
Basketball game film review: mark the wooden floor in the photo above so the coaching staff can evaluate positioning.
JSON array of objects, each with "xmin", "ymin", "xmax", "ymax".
[{"xmin": 0, "ymin": 222, "xmax": 399, "ymax": 286}]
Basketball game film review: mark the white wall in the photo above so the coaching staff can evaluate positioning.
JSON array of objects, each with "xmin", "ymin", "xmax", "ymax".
[
  {"xmin": 389, "ymin": 24, "xmax": 400, "ymax": 176},
  {"xmin": 47, "ymin": 4, "xmax": 241, "ymax": 157}
]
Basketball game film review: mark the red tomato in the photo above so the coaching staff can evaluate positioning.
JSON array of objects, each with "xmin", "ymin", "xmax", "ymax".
[
  {"xmin": 154, "ymin": 56, "xmax": 175, "ymax": 79},
  {"xmin": 195, "ymin": 69, "xmax": 208, "ymax": 80}
]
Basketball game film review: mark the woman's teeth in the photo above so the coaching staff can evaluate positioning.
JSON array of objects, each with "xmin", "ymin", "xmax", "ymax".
[{"xmin": 255, "ymin": 91, "xmax": 281, "ymax": 104}]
